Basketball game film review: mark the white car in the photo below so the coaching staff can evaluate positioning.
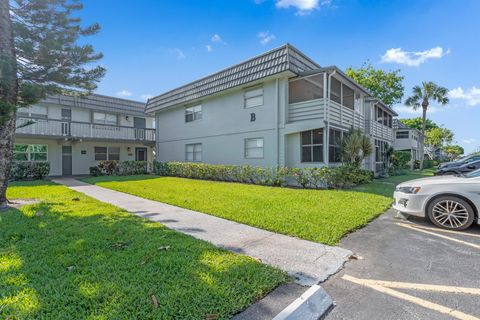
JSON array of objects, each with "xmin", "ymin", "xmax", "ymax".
[{"xmin": 393, "ymin": 169, "xmax": 480, "ymax": 231}]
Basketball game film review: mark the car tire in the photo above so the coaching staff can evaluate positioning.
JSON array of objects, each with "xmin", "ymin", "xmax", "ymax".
[{"xmin": 427, "ymin": 196, "xmax": 475, "ymax": 231}]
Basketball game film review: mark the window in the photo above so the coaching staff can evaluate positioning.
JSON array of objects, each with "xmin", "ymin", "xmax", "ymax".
[
  {"xmin": 93, "ymin": 112, "xmax": 117, "ymax": 125},
  {"xmin": 94, "ymin": 146, "xmax": 120, "ymax": 161},
  {"xmin": 244, "ymin": 86, "xmax": 263, "ymax": 108},
  {"xmin": 17, "ymin": 105, "xmax": 48, "ymax": 119},
  {"xmin": 94, "ymin": 147, "xmax": 108, "ymax": 160},
  {"xmin": 185, "ymin": 105, "xmax": 202, "ymax": 122},
  {"xmin": 13, "ymin": 144, "xmax": 47, "ymax": 161},
  {"xmin": 185, "ymin": 143, "xmax": 202, "ymax": 162},
  {"xmin": 301, "ymin": 129, "xmax": 323, "ymax": 162},
  {"xmin": 288, "ymin": 74, "xmax": 324, "ymax": 104},
  {"xmin": 342, "ymin": 84, "xmax": 354, "ymax": 110},
  {"xmin": 245, "ymin": 138, "xmax": 264, "ymax": 158},
  {"xmin": 108, "ymin": 147, "xmax": 120, "ymax": 160},
  {"xmin": 329, "ymin": 128, "xmax": 343, "ymax": 163},
  {"xmin": 330, "ymin": 77, "xmax": 342, "ymax": 104},
  {"xmin": 375, "ymin": 140, "xmax": 388, "ymax": 163},
  {"xmin": 396, "ymin": 131, "xmax": 409, "ymax": 139}
]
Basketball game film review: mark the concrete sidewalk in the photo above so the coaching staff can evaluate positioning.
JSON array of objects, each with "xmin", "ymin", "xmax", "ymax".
[{"xmin": 53, "ymin": 177, "xmax": 352, "ymax": 286}]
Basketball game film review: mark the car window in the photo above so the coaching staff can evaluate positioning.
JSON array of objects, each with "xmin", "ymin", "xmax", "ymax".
[{"xmin": 465, "ymin": 168, "xmax": 480, "ymax": 178}]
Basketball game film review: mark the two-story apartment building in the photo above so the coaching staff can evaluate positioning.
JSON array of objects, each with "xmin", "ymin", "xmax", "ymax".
[
  {"xmin": 14, "ymin": 94, "xmax": 155, "ymax": 176},
  {"xmin": 393, "ymin": 119, "xmax": 421, "ymax": 163},
  {"xmin": 146, "ymin": 44, "xmax": 396, "ymax": 175}
]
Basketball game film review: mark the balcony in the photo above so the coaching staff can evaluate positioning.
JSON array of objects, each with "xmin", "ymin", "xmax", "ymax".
[
  {"xmin": 365, "ymin": 120, "xmax": 394, "ymax": 141},
  {"xmin": 287, "ymin": 98, "xmax": 365, "ymax": 130},
  {"xmin": 16, "ymin": 117, "xmax": 156, "ymax": 143}
]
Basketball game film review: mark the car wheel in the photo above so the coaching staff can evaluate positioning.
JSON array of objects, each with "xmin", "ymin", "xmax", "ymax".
[{"xmin": 427, "ymin": 196, "xmax": 475, "ymax": 231}]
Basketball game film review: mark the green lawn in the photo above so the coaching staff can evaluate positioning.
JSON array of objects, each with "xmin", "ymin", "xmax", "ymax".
[
  {"xmin": 82, "ymin": 171, "xmax": 430, "ymax": 246},
  {"xmin": 1, "ymin": 181, "xmax": 286, "ymax": 320}
]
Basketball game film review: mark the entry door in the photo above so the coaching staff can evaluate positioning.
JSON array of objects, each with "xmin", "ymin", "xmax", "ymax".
[
  {"xmin": 62, "ymin": 146, "xmax": 73, "ymax": 176},
  {"xmin": 135, "ymin": 147, "xmax": 147, "ymax": 162},
  {"xmin": 134, "ymin": 117, "xmax": 146, "ymax": 140}
]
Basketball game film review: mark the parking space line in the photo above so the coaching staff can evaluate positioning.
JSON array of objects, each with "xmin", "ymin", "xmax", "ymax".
[
  {"xmin": 342, "ymin": 275, "xmax": 480, "ymax": 320},
  {"xmin": 341, "ymin": 276, "xmax": 480, "ymax": 295},
  {"xmin": 396, "ymin": 223, "xmax": 480, "ymax": 249},
  {"xmin": 399, "ymin": 222, "xmax": 480, "ymax": 239}
]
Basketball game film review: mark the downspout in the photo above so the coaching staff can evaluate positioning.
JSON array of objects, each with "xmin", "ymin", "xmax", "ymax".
[
  {"xmin": 275, "ymin": 78, "xmax": 280, "ymax": 167},
  {"xmin": 325, "ymin": 70, "xmax": 336, "ymax": 166}
]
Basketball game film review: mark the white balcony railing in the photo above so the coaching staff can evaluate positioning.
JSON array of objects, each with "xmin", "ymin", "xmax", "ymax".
[
  {"xmin": 16, "ymin": 117, "xmax": 155, "ymax": 142},
  {"xmin": 365, "ymin": 120, "xmax": 394, "ymax": 141},
  {"xmin": 287, "ymin": 98, "xmax": 365, "ymax": 130}
]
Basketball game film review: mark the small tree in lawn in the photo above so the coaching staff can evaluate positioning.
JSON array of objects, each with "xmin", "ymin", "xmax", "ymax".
[
  {"xmin": 0, "ymin": 0, "xmax": 105, "ymax": 207},
  {"xmin": 443, "ymin": 145, "xmax": 464, "ymax": 161},
  {"xmin": 341, "ymin": 129, "xmax": 373, "ymax": 168},
  {"xmin": 404, "ymin": 82, "xmax": 449, "ymax": 170}
]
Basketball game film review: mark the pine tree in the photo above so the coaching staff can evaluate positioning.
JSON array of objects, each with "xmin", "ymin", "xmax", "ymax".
[{"xmin": 0, "ymin": 0, "xmax": 105, "ymax": 207}]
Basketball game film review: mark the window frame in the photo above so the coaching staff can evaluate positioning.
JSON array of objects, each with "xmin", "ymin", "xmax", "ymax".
[
  {"xmin": 244, "ymin": 137, "xmax": 264, "ymax": 159},
  {"xmin": 94, "ymin": 146, "xmax": 120, "ymax": 161},
  {"xmin": 300, "ymin": 129, "xmax": 324, "ymax": 163},
  {"xmin": 396, "ymin": 131, "xmax": 410, "ymax": 139},
  {"xmin": 13, "ymin": 144, "xmax": 48, "ymax": 162},
  {"xmin": 185, "ymin": 143, "xmax": 202, "ymax": 162},
  {"xmin": 185, "ymin": 105, "xmax": 202, "ymax": 123},
  {"xmin": 244, "ymin": 86, "xmax": 264, "ymax": 109},
  {"xmin": 329, "ymin": 128, "xmax": 343, "ymax": 163},
  {"xmin": 93, "ymin": 112, "xmax": 118, "ymax": 126}
]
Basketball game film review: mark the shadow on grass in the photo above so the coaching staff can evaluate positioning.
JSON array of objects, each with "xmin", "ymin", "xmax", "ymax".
[
  {"xmin": 0, "ymin": 187, "xmax": 286, "ymax": 319},
  {"xmin": 81, "ymin": 174, "xmax": 160, "ymax": 185}
]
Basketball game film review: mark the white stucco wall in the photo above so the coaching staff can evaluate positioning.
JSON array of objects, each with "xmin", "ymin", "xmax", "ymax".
[
  {"xmin": 156, "ymin": 78, "xmax": 287, "ymax": 167},
  {"xmin": 14, "ymin": 137, "xmax": 154, "ymax": 176}
]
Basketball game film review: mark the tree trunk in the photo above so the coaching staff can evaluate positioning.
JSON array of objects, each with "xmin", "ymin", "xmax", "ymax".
[
  {"xmin": 0, "ymin": 0, "xmax": 18, "ymax": 208},
  {"xmin": 419, "ymin": 104, "xmax": 428, "ymax": 171}
]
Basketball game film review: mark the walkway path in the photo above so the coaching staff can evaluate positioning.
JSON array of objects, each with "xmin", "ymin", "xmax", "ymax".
[{"xmin": 53, "ymin": 177, "xmax": 352, "ymax": 286}]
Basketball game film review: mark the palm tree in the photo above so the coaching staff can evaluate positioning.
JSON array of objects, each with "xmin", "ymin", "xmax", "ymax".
[
  {"xmin": 405, "ymin": 81, "xmax": 449, "ymax": 170},
  {"xmin": 341, "ymin": 129, "xmax": 373, "ymax": 167}
]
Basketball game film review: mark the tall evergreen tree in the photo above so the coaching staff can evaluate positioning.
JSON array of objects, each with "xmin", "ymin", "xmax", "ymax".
[{"xmin": 0, "ymin": 0, "xmax": 105, "ymax": 207}]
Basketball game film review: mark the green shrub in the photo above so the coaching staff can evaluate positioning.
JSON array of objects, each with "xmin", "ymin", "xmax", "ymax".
[
  {"xmin": 30, "ymin": 162, "xmax": 50, "ymax": 179},
  {"xmin": 152, "ymin": 162, "xmax": 373, "ymax": 190},
  {"xmin": 10, "ymin": 162, "xmax": 31, "ymax": 181},
  {"xmin": 117, "ymin": 161, "xmax": 148, "ymax": 175},
  {"xmin": 392, "ymin": 151, "xmax": 411, "ymax": 169},
  {"xmin": 10, "ymin": 162, "xmax": 50, "ymax": 181},
  {"xmin": 89, "ymin": 166, "xmax": 102, "ymax": 177},
  {"xmin": 98, "ymin": 160, "xmax": 119, "ymax": 175}
]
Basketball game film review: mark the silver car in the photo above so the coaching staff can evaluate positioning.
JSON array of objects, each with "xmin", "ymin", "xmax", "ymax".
[{"xmin": 393, "ymin": 169, "xmax": 480, "ymax": 231}]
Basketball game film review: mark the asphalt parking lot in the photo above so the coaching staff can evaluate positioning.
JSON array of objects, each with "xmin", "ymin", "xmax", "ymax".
[{"xmin": 322, "ymin": 209, "xmax": 480, "ymax": 320}]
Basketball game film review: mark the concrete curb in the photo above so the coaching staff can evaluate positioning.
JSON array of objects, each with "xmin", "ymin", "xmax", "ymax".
[{"xmin": 272, "ymin": 285, "xmax": 333, "ymax": 320}]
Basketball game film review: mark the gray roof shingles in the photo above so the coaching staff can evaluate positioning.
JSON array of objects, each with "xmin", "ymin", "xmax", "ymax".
[
  {"xmin": 145, "ymin": 44, "xmax": 320, "ymax": 113},
  {"xmin": 41, "ymin": 93, "xmax": 150, "ymax": 117}
]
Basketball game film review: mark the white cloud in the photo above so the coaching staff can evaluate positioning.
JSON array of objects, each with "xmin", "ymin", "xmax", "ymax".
[
  {"xmin": 462, "ymin": 138, "xmax": 476, "ymax": 144},
  {"xmin": 449, "ymin": 86, "xmax": 480, "ymax": 106},
  {"xmin": 381, "ymin": 46, "xmax": 450, "ymax": 67},
  {"xmin": 275, "ymin": 0, "xmax": 331, "ymax": 14},
  {"xmin": 206, "ymin": 45, "xmax": 213, "ymax": 52},
  {"xmin": 258, "ymin": 30, "xmax": 276, "ymax": 45},
  {"xmin": 140, "ymin": 94, "xmax": 153, "ymax": 101},
  {"xmin": 117, "ymin": 90, "xmax": 132, "ymax": 97},
  {"xmin": 275, "ymin": 0, "xmax": 320, "ymax": 14},
  {"xmin": 169, "ymin": 48, "xmax": 186, "ymax": 59},
  {"xmin": 211, "ymin": 34, "xmax": 222, "ymax": 43}
]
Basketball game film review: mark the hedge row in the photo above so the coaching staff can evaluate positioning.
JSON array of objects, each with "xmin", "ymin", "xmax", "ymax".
[
  {"xmin": 152, "ymin": 162, "xmax": 373, "ymax": 189},
  {"xmin": 89, "ymin": 160, "xmax": 150, "ymax": 176},
  {"xmin": 10, "ymin": 162, "xmax": 50, "ymax": 181}
]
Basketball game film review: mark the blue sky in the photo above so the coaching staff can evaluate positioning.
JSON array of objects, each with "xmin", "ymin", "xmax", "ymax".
[{"xmin": 80, "ymin": 0, "xmax": 479, "ymax": 153}]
